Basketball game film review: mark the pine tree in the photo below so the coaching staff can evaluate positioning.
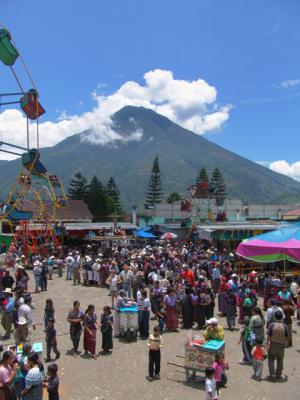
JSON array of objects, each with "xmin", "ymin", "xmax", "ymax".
[
  {"xmin": 86, "ymin": 176, "xmax": 114, "ymax": 220},
  {"xmin": 209, "ymin": 168, "xmax": 226, "ymax": 206},
  {"xmin": 105, "ymin": 177, "xmax": 122, "ymax": 214},
  {"xmin": 196, "ymin": 167, "xmax": 209, "ymax": 198},
  {"xmin": 67, "ymin": 172, "xmax": 88, "ymax": 200},
  {"xmin": 144, "ymin": 156, "xmax": 163, "ymax": 208}
]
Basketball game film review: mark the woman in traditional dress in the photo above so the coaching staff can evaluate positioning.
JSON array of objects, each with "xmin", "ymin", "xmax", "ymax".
[
  {"xmin": 164, "ymin": 287, "xmax": 178, "ymax": 331},
  {"xmin": 22, "ymin": 352, "xmax": 44, "ymax": 400},
  {"xmin": 218, "ymin": 277, "xmax": 229, "ymax": 316},
  {"xmin": 67, "ymin": 301, "xmax": 84, "ymax": 356},
  {"xmin": 83, "ymin": 305, "xmax": 98, "ymax": 359},
  {"xmin": 249, "ymin": 306, "xmax": 265, "ymax": 344},
  {"xmin": 99, "ymin": 261, "xmax": 109, "ymax": 287},
  {"xmin": 224, "ymin": 288, "xmax": 237, "ymax": 330},
  {"xmin": 100, "ymin": 306, "xmax": 113, "ymax": 354},
  {"xmin": 196, "ymin": 287, "xmax": 210, "ymax": 329}
]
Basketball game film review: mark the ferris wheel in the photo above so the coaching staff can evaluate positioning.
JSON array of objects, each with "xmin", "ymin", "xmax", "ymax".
[{"xmin": 0, "ymin": 25, "xmax": 67, "ymax": 225}]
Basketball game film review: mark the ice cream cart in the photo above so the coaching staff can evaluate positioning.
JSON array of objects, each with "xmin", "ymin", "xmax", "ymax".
[
  {"xmin": 119, "ymin": 305, "xmax": 138, "ymax": 341},
  {"xmin": 184, "ymin": 339, "xmax": 225, "ymax": 382}
]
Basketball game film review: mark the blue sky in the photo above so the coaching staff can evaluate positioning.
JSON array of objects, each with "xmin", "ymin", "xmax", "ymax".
[{"xmin": 1, "ymin": 0, "xmax": 300, "ymax": 178}]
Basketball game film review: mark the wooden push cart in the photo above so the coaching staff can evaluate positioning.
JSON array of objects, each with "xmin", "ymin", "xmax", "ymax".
[{"xmin": 169, "ymin": 339, "xmax": 225, "ymax": 383}]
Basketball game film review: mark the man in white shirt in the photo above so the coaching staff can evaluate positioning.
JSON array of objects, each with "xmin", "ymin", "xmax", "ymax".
[
  {"xmin": 119, "ymin": 264, "xmax": 133, "ymax": 297},
  {"xmin": 65, "ymin": 253, "xmax": 74, "ymax": 281},
  {"xmin": 18, "ymin": 295, "xmax": 36, "ymax": 331},
  {"xmin": 73, "ymin": 252, "xmax": 81, "ymax": 285}
]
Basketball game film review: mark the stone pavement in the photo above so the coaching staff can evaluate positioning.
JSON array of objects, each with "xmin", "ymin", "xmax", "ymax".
[{"xmin": 3, "ymin": 273, "xmax": 300, "ymax": 400}]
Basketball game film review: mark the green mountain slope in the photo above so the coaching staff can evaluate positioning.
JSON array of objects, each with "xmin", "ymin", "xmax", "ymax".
[{"xmin": 0, "ymin": 106, "xmax": 299, "ymax": 209}]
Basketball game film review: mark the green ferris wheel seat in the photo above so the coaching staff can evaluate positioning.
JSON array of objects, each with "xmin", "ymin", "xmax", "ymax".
[{"xmin": 0, "ymin": 29, "xmax": 18, "ymax": 66}]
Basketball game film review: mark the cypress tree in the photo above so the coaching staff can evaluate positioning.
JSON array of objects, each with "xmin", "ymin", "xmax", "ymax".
[
  {"xmin": 105, "ymin": 177, "xmax": 122, "ymax": 214},
  {"xmin": 166, "ymin": 192, "xmax": 181, "ymax": 203},
  {"xmin": 86, "ymin": 176, "xmax": 114, "ymax": 220},
  {"xmin": 67, "ymin": 172, "xmax": 88, "ymax": 200},
  {"xmin": 209, "ymin": 168, "xmax": 226, "ymax": 206},
  {"xmin": 144, "ymin": 155, "xmax": 163, "ymax": 208},
  {"xmin": 196, "ymin": 167, "xmax": 209, "ymax": 198}
]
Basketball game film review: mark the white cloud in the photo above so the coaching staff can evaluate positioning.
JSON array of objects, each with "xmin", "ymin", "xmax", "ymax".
[
  {"xmin": 269, "ymin": 160, "xmax": 300, "ymax": 181},
  {"xmin": 0, "ymin": 69, "xmax": 231, "ymax": 159},
  {"xmin": 279, "ymin": 79, "xmax": 300, "ymax": 89}
]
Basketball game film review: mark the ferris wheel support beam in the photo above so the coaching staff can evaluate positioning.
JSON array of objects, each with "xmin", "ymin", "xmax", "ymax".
[
  {"xmin": 0, "ymin": 141, "xmax": 28, "ymax": 151},
  {"xmin": 0, "ymin": 148, "xmax": 21, "ymax": 156}
]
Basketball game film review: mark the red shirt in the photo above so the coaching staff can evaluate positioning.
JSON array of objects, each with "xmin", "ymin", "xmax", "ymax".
[
  {"xmin": 182, "ymin": 270, "xmax": 195, "ymax": 287},
  {"xmin": 252, "ymin": 345, "xmax": 266, "ymax": 361}
]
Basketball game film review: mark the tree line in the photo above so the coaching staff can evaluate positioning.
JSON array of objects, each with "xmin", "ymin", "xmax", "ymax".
[
  {"xmin": 67, "ymin": 173, "xmax": 122, "ymax": 220},
  {"xmin": 144, "ymin": 157, "xmax": 226, "ymax": 207}
]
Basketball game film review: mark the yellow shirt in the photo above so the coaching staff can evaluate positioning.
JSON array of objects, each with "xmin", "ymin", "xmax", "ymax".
[
  {"xmin": 148, "ymin": 334, "xmax": 163, "ymax": 350},
  {"xmin": 203, "ymin": 325, "xmax": 224, "ymax": 341}
]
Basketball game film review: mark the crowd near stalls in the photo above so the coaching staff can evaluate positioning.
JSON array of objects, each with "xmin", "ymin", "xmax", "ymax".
[{"xmin": 0, "ymin": 238, "xmax": 299, "ymax": 399}]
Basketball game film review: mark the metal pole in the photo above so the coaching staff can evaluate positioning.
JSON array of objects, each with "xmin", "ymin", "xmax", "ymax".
[
  {"xmin": 0, "ymin": 149, "xmax": 22, "ymax": 156},
  {"xmin": 0, "ymin": 141, "xmax": 28, "ymax": 151}
]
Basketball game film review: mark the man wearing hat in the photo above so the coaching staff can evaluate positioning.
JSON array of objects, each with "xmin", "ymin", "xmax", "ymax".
[
  {"xmin": 203, "ymin": 318, "xmax": 224, "ymax": 341},
  {"xmin": 267, "ymin": 310, "xmax": 288, "ymax": 381},
  {"xmin": 33, "ymin": 260, "xmax": 42, "ymax": 293},
  {"xmin": 65, "ymin": 252, "xmax": 74, "ymax": 281},
  {"xmin": 1, "ymin": 288, "xmax": 14, "ymax": 339},
  {"xmin": 73, "ymin": 251, "xmax": 81, "ymax": 286},
  {"xmin": 18, "ymin": 294, "xmax": 36, "ymax": 331}
]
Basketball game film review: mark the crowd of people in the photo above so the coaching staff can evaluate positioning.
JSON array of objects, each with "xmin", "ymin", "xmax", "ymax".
[{"xmin": 0, "ymin": 239, "xmax": 299, "ymax": 399}]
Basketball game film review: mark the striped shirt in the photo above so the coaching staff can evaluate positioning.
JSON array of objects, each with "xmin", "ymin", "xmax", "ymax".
[{"xmin": 148, "ymin": 334, "xmax": 163, "ymax": 350}]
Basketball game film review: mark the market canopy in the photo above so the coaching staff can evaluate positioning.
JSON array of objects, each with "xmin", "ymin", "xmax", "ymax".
[
  {"xmin": 135, "ymin": 227, "xmax": 157, "ymax": 239},
  {"xmin": 236, "ymin": 223, "xmax": 300, "ymax": 263}
]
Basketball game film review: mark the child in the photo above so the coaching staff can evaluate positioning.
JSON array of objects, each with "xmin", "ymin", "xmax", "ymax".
[
  {"xmin": 45, "ymin": 362, "xmax": 59, "ymax": 400},
  {"xmin": 212, "ymin": 351, "xmax": 229, "ymax": 392},
  {"xmin": 45, "ymin": 317, "xmax": 60, "ymax": 362},
  {"xmin": 44, "ymin": 299, "xmax": 55, "ymax": 332},
  {"xmin": 156, "ymin": 299, "xmax": 165, "ymax": 333},
  {"xmin": 251, "ymin": 338, "xmax": 267, "ymax": 381},
  {"xmin": 100, "ymin": 305, "xmax": 113, "ymax": 355},
  {"xmin": 205, "ymin": 367, "xmax": 218, "ymax": 400},
  {"xmin": 238, "ymin": 316, "xmax": 252, "ymax": 365},
  {"xmin": 147, "ymin": 326, "xmax": 163, "ymax": 381}
]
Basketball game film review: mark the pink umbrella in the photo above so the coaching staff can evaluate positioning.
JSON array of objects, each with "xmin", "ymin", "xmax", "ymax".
[{"xmin": 161, "ymin": 232, "xmax": 178, "ymax": 240}]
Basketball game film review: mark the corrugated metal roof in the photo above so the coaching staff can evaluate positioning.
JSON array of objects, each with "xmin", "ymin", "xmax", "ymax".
[{"xmin": 65, "ymin": 222, "xmax": 138, "ymax": 230}]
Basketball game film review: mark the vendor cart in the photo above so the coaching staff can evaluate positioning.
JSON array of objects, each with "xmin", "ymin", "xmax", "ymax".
[
  {"xmin": 184, "ymin": 340, "xmax": 225, "ymax": 382},
  {"xmin": 119, "ymin": 305, "xmax": 138, "ymax": 342}
]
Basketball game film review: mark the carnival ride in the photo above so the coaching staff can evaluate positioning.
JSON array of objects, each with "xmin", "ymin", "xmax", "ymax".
[{"xmin": 0, "ymin": 26, "xmax": 67, "ymax": 258}]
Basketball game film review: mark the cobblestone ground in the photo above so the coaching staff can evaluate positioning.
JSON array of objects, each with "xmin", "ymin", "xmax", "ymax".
[{"xmin": 4, "ymin": 272, "xmax": 300, "ymax": 400}]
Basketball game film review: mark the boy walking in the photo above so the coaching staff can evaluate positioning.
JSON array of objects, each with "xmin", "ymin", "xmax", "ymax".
[
  {"xmin": 147, "ymin": 326, "xmax": 163, "ymax": 381},
  {"xmin": 44, "ymin": 363, "xmax": 60, "ymax": 400},
  {"xmin": 45, "ymin": 317, "xmax": 60, "ymax": 362},
  {"xmin": 251, "ymin": 338, "xmax": 267, "ymax": 381}
]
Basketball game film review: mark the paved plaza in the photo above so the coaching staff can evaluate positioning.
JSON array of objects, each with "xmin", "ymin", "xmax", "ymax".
[{"xmin": 7, "ymin": 272, "xmax": 300, "ymax": 400}]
